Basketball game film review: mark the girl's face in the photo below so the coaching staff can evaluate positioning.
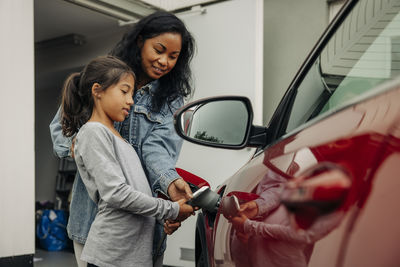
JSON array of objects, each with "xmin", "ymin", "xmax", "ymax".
[
  {"xmin": 139, "ymin": 32, "xmax": 182, "ymax": 83},
  {"xmin": 95, "ymin": 73, "xmax": 135, "ymax": 123}
]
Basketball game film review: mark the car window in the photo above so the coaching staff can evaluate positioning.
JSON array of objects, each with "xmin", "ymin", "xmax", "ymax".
[{"xmin": 285, "ymin": 0, "xmax": 400, "ymax": 134}]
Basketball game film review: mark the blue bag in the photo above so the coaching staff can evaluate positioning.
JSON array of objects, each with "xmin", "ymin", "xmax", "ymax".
[{"xmin": 36, "ymin": 209, "xmax": 68, "ymax": 251}]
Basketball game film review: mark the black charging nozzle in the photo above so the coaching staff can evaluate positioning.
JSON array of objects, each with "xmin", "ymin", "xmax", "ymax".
[{"xmin": 187, "ymin": 186, "xmax": 221, "ymax": 213}]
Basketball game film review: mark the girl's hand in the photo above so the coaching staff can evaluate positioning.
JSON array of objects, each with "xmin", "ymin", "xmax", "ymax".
[
  {"xmin": 236, "ymin": 231, "xmax": 249, "ymax": 244},
  {"xmin": 175, "ymin": 199, "xmax": 194, "ymax": 222},
  {"xmin": 70, "ymin": 136, "xmax": 76, "ymax": 158},
  {"xmin": 164, "ymin": 220, "xmax": 181, "ymax": 235},
  {"xmin": 230, "ymin": 213, "xmax": 248, "ymax": 233}
]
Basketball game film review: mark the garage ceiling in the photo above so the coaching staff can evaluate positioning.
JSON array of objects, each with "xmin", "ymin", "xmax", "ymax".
[
  {"xmin": 34, "ymin": 0, "xmax": 121, "ymax": 43},
  {"xmin": 140, "ymin": 0, "xmax": 222, "ymax": 11},
  {"xmin": 35, "ymin": 0, "xmax": 226, "ymax": 43}
]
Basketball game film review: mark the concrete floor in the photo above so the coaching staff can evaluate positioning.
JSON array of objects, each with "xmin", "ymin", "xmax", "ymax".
[
  {"xmin": 33, "ymin": 249, "xmax": 178, "ymax": 267},
  {"xmin": 34, "ymin": 249, "xmax": 77, "ymax": 267}
]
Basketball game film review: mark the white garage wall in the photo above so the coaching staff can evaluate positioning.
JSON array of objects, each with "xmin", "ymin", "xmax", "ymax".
[
  {"xmin": 165, "ymin": 0, "xmax": 263, "ymax": 266},
  {"xmin": 0, "ymin": 0, "xmax": 35, "ymax": 259},
  {"xmin": 177, "ymin": 0, "xmax": 263, "ymax": 191}
]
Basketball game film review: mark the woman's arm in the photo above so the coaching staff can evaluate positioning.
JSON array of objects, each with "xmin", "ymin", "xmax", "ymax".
[
  {"xmin": 49, "ymin": 107, "xmax": 73, "ymax": 158},
  {"xmin": 255, "ymin": 171, "xmax": 288, "ymax": 217},
  {"xmin": 142, "ymin": 114, "xmax": 183, "ymax": 194},
  {"xmin": 141, "ymin": 100, "xmax": 192, "ymax": 201}
]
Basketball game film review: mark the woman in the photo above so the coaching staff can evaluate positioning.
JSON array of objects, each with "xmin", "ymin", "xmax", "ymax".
[{"xmin": 50, "ymin": 11, "xmax": 196, "ymax": 267}]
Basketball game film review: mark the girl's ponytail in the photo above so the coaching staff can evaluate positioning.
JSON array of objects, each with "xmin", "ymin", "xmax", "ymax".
[
  {"xmin": 60, "ymin": 56, "xmax": 134, "ymax": 137},
  {"xmin": 61, "ymin": 72, "xmax": 93, "ymax": 137}
]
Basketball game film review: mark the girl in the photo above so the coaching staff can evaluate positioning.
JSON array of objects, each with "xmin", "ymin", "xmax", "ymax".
[
  {"xmin": 60, "ymin": 55, "xmax": 193, "ymax": 267},
  {"xmin": 50, "ymin": 11, "xmax": 196, "ymax": 266}
]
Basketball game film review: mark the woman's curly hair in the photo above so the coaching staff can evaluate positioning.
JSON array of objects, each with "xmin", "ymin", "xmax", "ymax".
[{"xmin": 110, "ymin": 11, "xmax": 195, "ymax": 112}]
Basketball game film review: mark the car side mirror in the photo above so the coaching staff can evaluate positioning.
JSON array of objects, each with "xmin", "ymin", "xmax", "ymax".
[{"xmin": 174, "ymin": 96, "xmax": 268, "ymax": 149}]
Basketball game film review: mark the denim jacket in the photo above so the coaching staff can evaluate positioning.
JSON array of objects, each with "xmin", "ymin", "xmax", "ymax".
[{"xmin": 49, "ymin": 80, "xmax": 184, "ymax": 254}]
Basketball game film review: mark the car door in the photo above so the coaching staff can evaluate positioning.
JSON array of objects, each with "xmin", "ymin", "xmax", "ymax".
[{"xmin": 210, "ymin": 0, "xmax": 400, "ymax": 266}]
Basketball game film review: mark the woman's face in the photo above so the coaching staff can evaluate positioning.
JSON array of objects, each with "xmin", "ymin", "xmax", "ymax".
[{"xmin": 139, "ymin": 32, "xmax": 182, "ymax": 83}]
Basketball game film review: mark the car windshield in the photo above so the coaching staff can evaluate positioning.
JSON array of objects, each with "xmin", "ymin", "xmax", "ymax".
[{"xmin": 285, "ymin": 0, "xmax": 400, "ymax": 133}]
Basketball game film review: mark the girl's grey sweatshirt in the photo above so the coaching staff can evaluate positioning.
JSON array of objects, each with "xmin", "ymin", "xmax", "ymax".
[{"xmin": 74, "ymin": 122, "xmax": 179, "ymax": 267}]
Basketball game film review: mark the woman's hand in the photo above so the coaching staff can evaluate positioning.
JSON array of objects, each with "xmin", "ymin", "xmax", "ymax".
[
  {"xmin": 168, "ymin": 178, "xmax": 193, "ymax": 201},
  {"xmin": 239, "ymin": 201, "xmax": 259, "ymax": 219}
]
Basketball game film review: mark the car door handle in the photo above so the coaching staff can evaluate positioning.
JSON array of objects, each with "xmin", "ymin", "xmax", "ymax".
[{"xmin": 281, "ymin": 162, "xmax": 352, "ymax": 229}]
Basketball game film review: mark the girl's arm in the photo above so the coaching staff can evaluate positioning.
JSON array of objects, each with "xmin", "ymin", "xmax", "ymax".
[
  {"xmin": 75, "ymin": 124, "xmax": 180, "ymax": 221},
  {"xmin": 243, "ymin": 211, "xmax": 343, "ymax": 244}
]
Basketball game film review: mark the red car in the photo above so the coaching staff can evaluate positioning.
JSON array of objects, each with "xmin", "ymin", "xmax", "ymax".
[{"xmin": 173, "ymin": 0, "xmax": 400, "ymax": 266}]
